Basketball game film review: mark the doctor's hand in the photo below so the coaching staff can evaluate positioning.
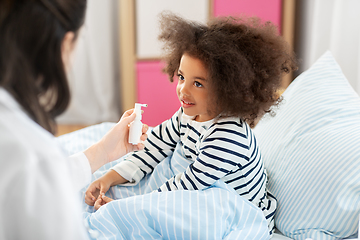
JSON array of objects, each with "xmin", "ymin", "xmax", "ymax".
[{"xmin": 84, "ymin": 109, "xmax": 149, "ymax": 173}]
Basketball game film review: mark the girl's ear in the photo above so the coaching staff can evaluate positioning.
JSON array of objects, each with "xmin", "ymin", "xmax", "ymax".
[{"xmin": 61, "ymin": 31, "xmax": 76, "ymax": 71}]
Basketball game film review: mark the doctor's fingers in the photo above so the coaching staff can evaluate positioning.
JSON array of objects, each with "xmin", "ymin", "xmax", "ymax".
[
  {"xmin": 120, "ymin": 108, "xmax": 134, "ymax": 120},
  {"xmin": 142, "ymin": 124, "xmax": 149, "ymax": 135},
  {"xmin": 135, "ymin": 125, "xmax": 148, "ymax": 150},
  {"xmin": 119, "ymin": 109, "xmax": 136, "ymax": 125},
  {"xmin": 140, "ymin": 133, "xmax": 148, "ymax": 142}
]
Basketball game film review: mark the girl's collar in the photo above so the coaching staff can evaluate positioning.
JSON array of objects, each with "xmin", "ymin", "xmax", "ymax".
[{"xmin": 182, "ymin": 112, "xmax": 220, "ymax": 125}]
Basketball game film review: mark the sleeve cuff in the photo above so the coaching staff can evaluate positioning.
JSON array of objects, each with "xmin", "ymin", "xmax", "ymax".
[
  {"xmin": 111, "ymin": 160, "xmax": 144, "ymax": 186},
  {"xmin": 68, "ymin": 152, "xmax": 92, "ymax": 191}
]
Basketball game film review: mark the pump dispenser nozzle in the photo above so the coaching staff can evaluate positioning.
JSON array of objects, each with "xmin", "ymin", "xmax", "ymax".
[
  {"xmin": 133, "ymin": 103, "xmax": 147, "ymax": 120},
  {"xmin": 129, "ymin": 103, "xmax": 147, "ymax": 145}
]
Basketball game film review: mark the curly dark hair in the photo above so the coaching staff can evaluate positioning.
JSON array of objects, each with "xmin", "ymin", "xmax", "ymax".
[{"xmin": 158, "ymin": 12, "xmax": 297, "ymax": 127}]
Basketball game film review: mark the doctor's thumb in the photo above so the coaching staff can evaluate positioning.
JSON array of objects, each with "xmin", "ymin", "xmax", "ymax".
[
  {"xmin": 117, "ymin": 111, "xmax": 136, "ymax": 129},
  {"xmin": 123, "ymin": 111, "xmax": 136, "ymax": 124}
]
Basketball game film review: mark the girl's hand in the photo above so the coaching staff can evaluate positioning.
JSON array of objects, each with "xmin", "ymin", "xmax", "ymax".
[
  {"xmin": 84, "ymin": 109, "xmax": 149, "ymax": 173},
  {"xmin": 85, "ymin": 175, "xmax": 112, "ymax": 206},
  {"xmin": 85, "ymin": 170, "xmax": 128, "ymax": 206},
  {"xmin": 94, "ymin": 193, "xmax": 114, "ymax": 211}
]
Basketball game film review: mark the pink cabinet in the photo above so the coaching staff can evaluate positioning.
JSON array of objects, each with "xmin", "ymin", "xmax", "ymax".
[
  {"xmin": 136, "ymin": 61, "xmax": 179, "ymax": 126},
  {"xmin": 213, "ymin": 0, "xmax": 282, "ymax": 31}
]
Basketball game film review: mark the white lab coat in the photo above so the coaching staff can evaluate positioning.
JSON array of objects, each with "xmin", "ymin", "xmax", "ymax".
[{"xmin": 0, "ymin": 88, "xmax": 91, "ymax": 239}]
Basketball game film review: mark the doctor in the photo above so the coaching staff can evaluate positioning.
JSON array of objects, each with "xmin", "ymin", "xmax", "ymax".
[{"xmin": 0, "ymin": 0, "xmax": 147, "ymax": 239}]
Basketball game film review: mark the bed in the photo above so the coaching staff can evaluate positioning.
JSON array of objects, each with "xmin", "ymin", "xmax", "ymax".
[{"xmin": 57, "ymin": 52, "xmax": 359, "ymax": 240}]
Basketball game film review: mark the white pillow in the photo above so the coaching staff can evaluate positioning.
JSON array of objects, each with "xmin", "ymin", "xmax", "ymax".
[{"xmin": 254, "ymin": 51, "xmax": 360, "ymax": 240}]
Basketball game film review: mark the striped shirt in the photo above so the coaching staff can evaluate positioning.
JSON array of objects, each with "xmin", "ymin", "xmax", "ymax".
[{"xmin": 112, "ymin": 108, "xmax": 276, "ymax": 233}]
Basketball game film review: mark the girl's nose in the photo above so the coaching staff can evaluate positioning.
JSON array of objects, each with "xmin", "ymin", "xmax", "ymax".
[{"xmin": 179, "ymin": 82, "xmax": 190, "ymax": 96}]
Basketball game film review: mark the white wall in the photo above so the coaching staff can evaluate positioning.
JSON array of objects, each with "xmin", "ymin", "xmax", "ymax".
[
  {"xmin": 136, "ymin": 0, "xmax": 209, "ymax": 58},
  {"xmin": 295, "ymin": 0, "xmax": 360, "ymax": 93}
]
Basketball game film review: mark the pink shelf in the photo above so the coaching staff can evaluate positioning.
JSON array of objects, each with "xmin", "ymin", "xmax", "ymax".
[{"xmin": 213, "ymin": 0, "xmax": 282, "ymax": 32}]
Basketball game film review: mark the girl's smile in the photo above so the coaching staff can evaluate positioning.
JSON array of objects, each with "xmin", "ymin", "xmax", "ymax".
[
  {"xmin": 176, "ymin": 53, "xmax": 218, "ymax": 122},
  {"xmin": 180, "ymin": 99, "xmax": 195, "ymax": 108}
]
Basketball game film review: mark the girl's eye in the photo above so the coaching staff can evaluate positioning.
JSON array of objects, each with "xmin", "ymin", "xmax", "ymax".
[
  {"xmin": 194, "ymin": 81, "xmax": 203, "ymax": 87},
  {"xmin": 177, "ymin": 74, "xmax": 184, "ymax": 81}
]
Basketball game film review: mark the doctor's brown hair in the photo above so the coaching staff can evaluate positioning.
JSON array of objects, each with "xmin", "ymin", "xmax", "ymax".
[
  {"xmin": 0, "ymin": 0, "xmax": 86, "ymax": 134},
  {"xmin": 159, "ymin": 13, "xmax": 297, "ymax": 127}
]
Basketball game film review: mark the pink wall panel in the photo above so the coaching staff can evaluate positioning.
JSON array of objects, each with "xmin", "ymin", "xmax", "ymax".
[
  {"xmin": 136, "ymin": 61, "xmax": 180, "ymax": 127},
  {"xmin": 213, "ymin": 0, "xmax": 282, "ymax": 32}
]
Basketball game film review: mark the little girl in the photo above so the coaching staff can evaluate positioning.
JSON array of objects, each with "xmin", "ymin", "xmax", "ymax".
[{"xmin": 85, "ymin": 12, "xmax": 297, "ymax": 235}]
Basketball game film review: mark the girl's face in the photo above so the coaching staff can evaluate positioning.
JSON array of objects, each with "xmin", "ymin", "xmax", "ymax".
[{"xmin": 176, "ymin": 54, "xmax": 218, "ymax": 122}]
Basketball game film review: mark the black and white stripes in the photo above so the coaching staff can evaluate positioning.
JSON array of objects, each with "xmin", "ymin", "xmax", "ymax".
[{"xmin": 112, "ymin": 108, "xmax": 276, "ymax": 232}]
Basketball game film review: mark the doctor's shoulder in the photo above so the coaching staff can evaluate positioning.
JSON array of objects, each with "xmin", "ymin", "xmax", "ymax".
[{"xmin": 0, "ymin": 97, "xmax": 68, "ymax": 170}]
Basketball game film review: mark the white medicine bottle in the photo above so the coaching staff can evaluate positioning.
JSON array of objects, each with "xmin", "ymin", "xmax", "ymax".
[{"xmin": 129, "ymin": 103, "xmax": 147, "ymax": 145}]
